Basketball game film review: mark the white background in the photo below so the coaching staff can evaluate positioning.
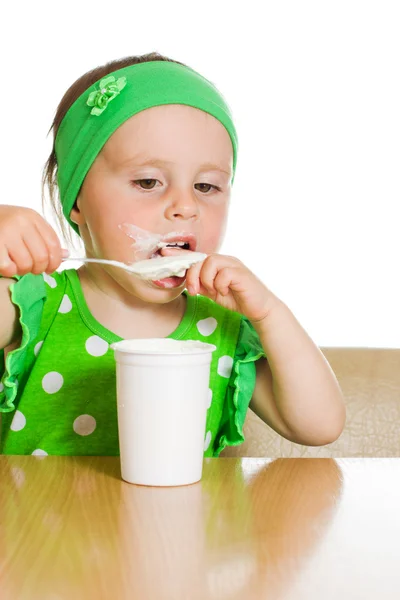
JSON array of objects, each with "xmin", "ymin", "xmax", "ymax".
[{"xmin": 1, "ymin": 0, "xmax": 399, "ymax": 347}]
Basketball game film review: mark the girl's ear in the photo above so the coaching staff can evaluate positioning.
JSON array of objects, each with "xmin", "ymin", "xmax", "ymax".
[{"xmin": 70, "ymin": 197, "xmax": 86, "ymax": 225}]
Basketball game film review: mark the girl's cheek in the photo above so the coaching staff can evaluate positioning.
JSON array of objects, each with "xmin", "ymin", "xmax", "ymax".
[
  {"xmin": 201, "ymin": 231, "xmax": 223, "ymax": 253},
  {"xmin": 201, "ymin": 214, "xmax": 228, "ymax": 252}
]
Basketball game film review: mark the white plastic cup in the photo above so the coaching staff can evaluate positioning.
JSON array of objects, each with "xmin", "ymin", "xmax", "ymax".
[{"xmin": 111, "ymin": 339, "xmax": 216, "ymax": 487}]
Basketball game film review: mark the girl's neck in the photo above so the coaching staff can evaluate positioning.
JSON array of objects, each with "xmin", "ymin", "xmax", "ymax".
[{"xmin": 77, "ymin": 266, "xmax": 186, "ymax": 339}]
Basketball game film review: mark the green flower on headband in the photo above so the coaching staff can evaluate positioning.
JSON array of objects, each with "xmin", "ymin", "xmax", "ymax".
[{"xmin": 86, "ymin": 76, "xmax": 127, "ymax": 116}]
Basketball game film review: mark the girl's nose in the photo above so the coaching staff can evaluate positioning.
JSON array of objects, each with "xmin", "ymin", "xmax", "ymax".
[{"xmin": 164, "ymin": 191, "xmax": 199, "ymax": 221}]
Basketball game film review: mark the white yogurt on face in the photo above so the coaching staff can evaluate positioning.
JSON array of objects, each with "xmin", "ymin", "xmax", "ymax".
[
  {"xmin": 119, "ymin": 223, "xmax": 164, "ymax": 254},
  {"xmin": 111, "ymin": 338, "xmax": 216, "ymax": 354},
  {"xmin": 128, "ymin": 252, "xmax": 207, "ymax": 280},
  {"xmin": 119, "ymin": 223, "xmax": 193, "ymax": 257}
]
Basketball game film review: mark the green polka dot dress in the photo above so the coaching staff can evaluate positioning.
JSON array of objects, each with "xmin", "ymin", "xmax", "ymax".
[{"xmin": 0, "ymin": 270, "xmax": 265, "ymax": 457}]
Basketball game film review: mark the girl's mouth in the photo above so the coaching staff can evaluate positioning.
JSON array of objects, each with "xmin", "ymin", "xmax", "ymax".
[
  {"xmin": 151, "ymin": 234, "xmax": 197, "ymax": 258},
  {"xmin": 120, "ymin": 224, "xmax": 198, "ymax": 288},
  {"xmin": 151, "ymin": 275, "xmax": 187, "ymax": 289},
  {"xmin": 150, "ymin": 236, "xmax": 198, "ymax": 288}
]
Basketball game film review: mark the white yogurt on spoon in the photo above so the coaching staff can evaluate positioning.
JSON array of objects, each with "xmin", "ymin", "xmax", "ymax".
[{"xmin": 128, "ymin": 252, "xmax": 207, "ymax": 280}]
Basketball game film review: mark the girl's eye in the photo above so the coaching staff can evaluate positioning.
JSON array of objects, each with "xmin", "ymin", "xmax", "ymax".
[
  {"xmin": 133, "ymin": 179, "xmax": 158, "ymax": 190},
  {"xmin": 132, "ymin": 180, "xmax": 221, "ymax": 193},
  {"xmin": 195, "ymin": 183, "xmax": 220, "ymax": 193}
]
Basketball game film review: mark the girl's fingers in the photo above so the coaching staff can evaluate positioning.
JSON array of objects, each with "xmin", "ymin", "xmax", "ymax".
[
  {"xmin": 185, "ymin": 259, "xmax": 204, "ymax": 295},
  {"xmin": 196, "ymin": 257, "xmax": 220, "ymax": 293},
  {"xmin": 34, "ymin": 220, "xmax": 63, "ymax": 273},
  {"xmin": 213, "ymin": 269, "xmax": 233, "ymax": 296},
  {"xmin": 186, "ymin": 255, "xmax": 239, "ymax": 296},
  {"xmin": 0, "ymin": 246, "xmax": 17, "ymax": 278},
  {"xmin": 7, "ymin": 239, "xmax": 35, "ymax": 275},
  {"xmin": 21, "ymin": 228, "xmax": 51, "ymax": 275},
  {"xmin": 0, "ymin": 208, "xmax": 64, "ymax": 277}
]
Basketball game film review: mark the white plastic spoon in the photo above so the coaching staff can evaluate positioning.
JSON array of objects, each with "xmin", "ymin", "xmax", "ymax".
[{"xmin": 62, "ymin": 252, "xmax": 207, "ymax": 280}]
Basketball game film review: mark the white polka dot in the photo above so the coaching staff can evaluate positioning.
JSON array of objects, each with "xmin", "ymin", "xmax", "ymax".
[
  {"xmin": 43, "ymin": 273, "xmax": 57, "ymax": 288},
  {"xmin": 73, "ymin": 414, "xmax": 97, "ymax": 436},
  {"xmin": 34, "ymin": 341, "xmax": 43, "ymax": 356},
  {"xmin": 207, "ymin": 388, "xmax": 213, "ymax": 409},
  {"xmin": 217, "ymin": 355, "xmax": 234, "ymax": 378},
  {"xmin": 196, "ymin": 317, "xmax": 218, "ymax": 337},
  {"xmin": 42, "ymin": 371, "xmax": 64, "ymax": 394},
  {"xmin": 10, "ymin": 410, "xmax": 26, "ymax": 432},
  {"xmin": 0, "ymin": 382, "xmax": 4, "ymax": 393},
  {"xmin": 58, "ymin": 294, "xmax": 72, "ymax": 314},
  {"xmin": 32, "ymin": 449, "xmax": 48, "ymax": 456},
  {"xmin": 85, "ymin": 335, "xmax": 109, "ymax": 357},
  {"xmin": 204, "ymin": 431, "xmax": 212, "ymax": 452}
]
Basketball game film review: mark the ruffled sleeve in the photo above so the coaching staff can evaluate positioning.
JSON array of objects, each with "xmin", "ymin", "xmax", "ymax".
[
  {"xmin": 0, "ymin": 274, "xmax": 46, "ymax": 412},
  {"xmin": 214, "ymin": 316, "xmax": 266, "ymax": 455}
]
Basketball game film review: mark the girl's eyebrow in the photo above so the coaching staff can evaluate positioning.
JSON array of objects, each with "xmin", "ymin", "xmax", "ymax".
[
  {"xmin": 120, "ymin": 156, "xmax": 232, "ymax": 176},
  {"xmin": 198, "ymin": 162, "xmax": 232, "ymax": 176}
]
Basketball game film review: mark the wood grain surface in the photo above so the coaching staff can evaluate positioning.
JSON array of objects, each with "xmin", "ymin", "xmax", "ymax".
[{"xmin": 0, "ymin": 456, "xmax": 399, "ymax": 599}]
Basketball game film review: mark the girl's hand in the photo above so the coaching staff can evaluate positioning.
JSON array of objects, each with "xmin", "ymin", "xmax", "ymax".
[
  {"xmin": 185, "ymin": 254, "xmax": 276, "ymax": 323},
  {"xmin": 0, "ymin": 205, "xmax": 67, "ymax": 277}
]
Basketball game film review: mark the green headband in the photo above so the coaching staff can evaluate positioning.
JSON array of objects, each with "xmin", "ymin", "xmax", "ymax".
[{"xmin": 55, "ymin": 60, "xmax": 238, "ymax": 233}]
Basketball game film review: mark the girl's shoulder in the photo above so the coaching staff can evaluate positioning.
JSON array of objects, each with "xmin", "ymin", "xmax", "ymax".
[
  {"xmin": 180, "ymin": 293, "xmax": 264, "ymax": 363},
  {"xmin": 9, "ymin": 268, "xmax": 80, "ymax": 311},
  {"xmin": 7, "ymin": 269, "xmax": 74, "ymax": 342},
  {"xmin": 186, "ymin": 292, "xmax": 243, "ymax": 330},
  {"xmin": 7, "ymin": 269, "xmax": 70, "ymax": 300},
  {"xmin": 177, "ymin": 292, "xmax": 243, "ymax": 348},
  {"xmin": 186, "ymin": 293, "xmax": 266, "ymax": 374},
  {"xmin": 0, "ymin": 269, "xmax": 77, "ymax": 413}
]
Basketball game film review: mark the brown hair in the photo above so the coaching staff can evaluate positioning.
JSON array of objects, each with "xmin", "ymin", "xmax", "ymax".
[{"xmin": 42, "ymin": 52, "xmax": 185, "ymax": 245}]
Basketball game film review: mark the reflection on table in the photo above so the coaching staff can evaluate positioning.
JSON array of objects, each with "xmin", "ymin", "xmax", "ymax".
[{"xmin": 1, "ymin": 456, "xmax": 399, "ymax": 599}]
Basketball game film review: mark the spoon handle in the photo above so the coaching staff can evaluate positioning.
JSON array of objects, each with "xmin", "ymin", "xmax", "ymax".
[
  {"xmin": 61, "ymin": 257, "xmax": 132, "ymax": 272},
  {"xmin": 62, "ymin": 253, "xmax": 207, "ymax": 280}
]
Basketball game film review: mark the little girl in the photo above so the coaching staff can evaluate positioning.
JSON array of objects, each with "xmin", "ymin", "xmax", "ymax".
[{"xmin": 0, "ymin": 52, "xmax": 345, "ymax": 456}]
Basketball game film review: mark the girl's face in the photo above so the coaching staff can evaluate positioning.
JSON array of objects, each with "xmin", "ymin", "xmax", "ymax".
[{"xmin": 71, "ymin": 104, "xmax": 233, "ymax": 304}]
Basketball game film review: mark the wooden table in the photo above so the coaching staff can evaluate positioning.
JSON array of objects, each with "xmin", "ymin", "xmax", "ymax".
[{"xmin": 0, "ymin": 457, "xmax": 399, "ymax": 600}]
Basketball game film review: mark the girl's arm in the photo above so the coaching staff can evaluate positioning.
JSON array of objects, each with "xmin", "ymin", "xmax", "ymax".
[
  {"xmin": 250, "ymin": 299, "xmax": 345, "ymax": 446},
  {"xmin": 186, "ymin": 255, "xmax": 346, "ymax": 446},
  {"xmin": 0, "ymin": 278, "xmax": 20, "ymax": 350}
]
